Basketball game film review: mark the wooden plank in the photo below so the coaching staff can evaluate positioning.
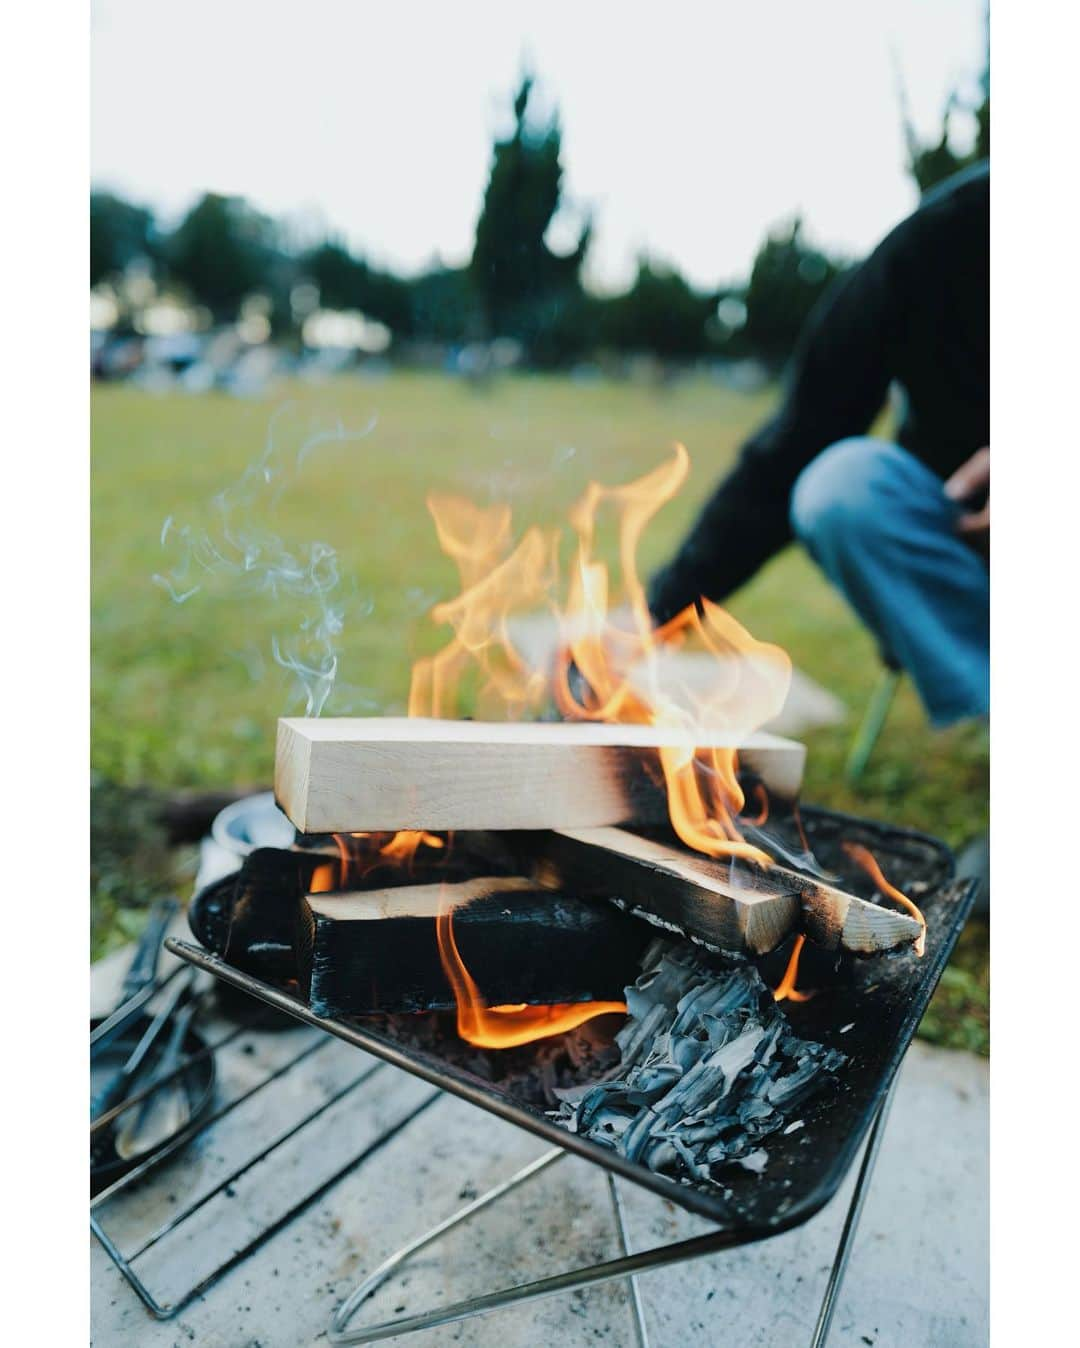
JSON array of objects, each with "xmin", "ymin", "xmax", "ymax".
[
  {"xmin": 299, "ymin": 876, "xmax": 651, "ymax": 1016},
  {"xmin": 274, "ymin": 716, "xmax": 806, "ymax": 834},
  {"xmin": 477, "ymin": 827, "xmax": 923, "ymax": 957}
]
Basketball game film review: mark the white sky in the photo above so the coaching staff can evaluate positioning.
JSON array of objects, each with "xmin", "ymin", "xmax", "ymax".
[{"xmin": 91, "ymin": 0, "xmax": 985, "ymax": 293}]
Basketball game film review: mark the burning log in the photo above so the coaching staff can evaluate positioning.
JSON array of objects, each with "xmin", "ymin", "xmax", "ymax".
[
  {"xmin": 274, "ymin": 717, "xmax": 805, "ymax": 834},
  {"xmin": 191, "ymin": 839, "xmax": 482, "ymax": 984},
  {"xmin": 297, "ymin": 877, "xmax": 653, "ymax": 1017},
  {"xmin": 475, "ymin": 827, "xmax": 924, "ymax": 956}
]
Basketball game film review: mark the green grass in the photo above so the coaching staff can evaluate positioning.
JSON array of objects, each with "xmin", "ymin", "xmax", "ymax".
[{"xmin": 91, "ymin": 371, "xmax": 988, "ymax": 1051}]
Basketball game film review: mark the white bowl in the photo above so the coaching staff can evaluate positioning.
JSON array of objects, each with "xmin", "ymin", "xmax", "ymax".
[{"xmin": 211, "ymin": 791, "xmax": 296, "ymax": 857}]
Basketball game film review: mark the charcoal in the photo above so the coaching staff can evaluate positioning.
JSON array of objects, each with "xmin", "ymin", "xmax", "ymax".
[
  {"xmin": 555, "ymin": 940, "xmax": 846, "ymax": 1193},
  {"xmin": 222, "ymin": 847, "xmax": 334, "ymax": 982}
]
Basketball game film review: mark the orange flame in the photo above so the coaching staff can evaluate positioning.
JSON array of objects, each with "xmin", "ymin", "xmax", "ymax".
[
  {"xmin": 378, "ymin": 830, "xmax": 445, "ymax": 865},
  {"xmin": 552, "ymin": 445, "xmax": 790, "ymax": 866},
  {"xmin": 771, "ymin": 934, "xmax": 815, "ymax": 1003},
  {"xmin": 408, "ymin": 445, "xmax": 921, "ymax": 1036},
  {"xmin": 309, "ymin": 861, "xmax": 337, "ymax": 894},
  {"xmin": 306, "ymin": 830, "xmax": 447, "ymax": 893},
  {"xmin": 435, "ymin": 894, "xmax": 626, "ymax": 1048},
  {"xmin": 842, "ymin": 842, "xmax": 928, "ymax": 957},
  {"xmin": 746, "ymin": 783, "xmax": 770, "ymax": 827},
  {"xmin": 409, "ymin": 495, "xmax": 556, "ymax": 721}
]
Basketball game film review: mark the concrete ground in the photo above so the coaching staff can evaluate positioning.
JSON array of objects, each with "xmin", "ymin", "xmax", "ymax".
[{"xmin": 91, "ymin": 937, "xmax": 987, "ymax": 1348}]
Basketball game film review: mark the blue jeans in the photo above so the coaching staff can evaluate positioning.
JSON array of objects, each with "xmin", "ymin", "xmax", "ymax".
[{"xmin": 789, "ymin": 438, "xmax": 989, "ymax": 726}]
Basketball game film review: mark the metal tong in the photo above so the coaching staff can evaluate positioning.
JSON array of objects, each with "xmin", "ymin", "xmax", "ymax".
[
  {"xmin": 91, "ymin": 897, "xmax": 179, "ymax": 1055},
  {"xmin": 91, "ymin": 969, "xmax": 196, "ymax": 1127}
]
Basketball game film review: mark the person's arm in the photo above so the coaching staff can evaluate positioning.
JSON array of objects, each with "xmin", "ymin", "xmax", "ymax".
[{"xmin": 648, "ymin": 236, "xmax": 905, "ymax": 624}]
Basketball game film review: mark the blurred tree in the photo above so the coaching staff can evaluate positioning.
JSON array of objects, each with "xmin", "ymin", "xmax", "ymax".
[
  {"xmin": 166, "ymin": 193, "xmax": 280, "ymax": 322},
  {"xmin": 741, "ymin": 218, "xmax": 844, "ymax": 367},
  {"xmin": 301, "ymin": 241, "xmax": 413, "ymax": 335},
  {"xmin": 899, "ymin": 22, "xmax": 989, "ymax": 193},
  {"xmin": 407, "ymin": 266, "xmax": 480, "ymax": 344},
  {"xmin": 470, "ymin": 76, "xmax": 590, "ymax": 357},
  {"xmin": 599, "ymin": 261, "xmax": 718, "ymax": 359},
  {"xmin": 301, "ymin": 241, "xmax": 358, "ymax": 310},
  {"xmin": 90, "ymin": 191, "xmax": 156, "ymax": 285},
  {"xmin": 902, "ymin": 95, "xmax": 988, "ymax": 194}
]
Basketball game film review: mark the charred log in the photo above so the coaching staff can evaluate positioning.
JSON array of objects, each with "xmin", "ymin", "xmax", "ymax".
[
  {"xmin": 475, "ymin": 827, "xmax": 923, "ymax": 957},
  {"xmin": 298, "ymin": 878, "xmax": 653, "ymax": 1017}
]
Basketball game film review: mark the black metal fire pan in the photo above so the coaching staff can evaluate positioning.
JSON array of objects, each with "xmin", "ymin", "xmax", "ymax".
[{"xmin": 168, "ymin": 807, "xmax": 977, "ymax": 1239}]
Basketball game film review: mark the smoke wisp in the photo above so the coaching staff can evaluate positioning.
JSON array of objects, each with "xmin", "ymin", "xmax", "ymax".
[{"xmin": 153, "ymin": 406, "xmax": 377, "ymax": 715}]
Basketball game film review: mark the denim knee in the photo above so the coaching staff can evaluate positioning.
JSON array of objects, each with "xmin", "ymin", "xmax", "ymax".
[{"xmin": 789, "ymin": 438, "xmax": 902, "ymax": 550}]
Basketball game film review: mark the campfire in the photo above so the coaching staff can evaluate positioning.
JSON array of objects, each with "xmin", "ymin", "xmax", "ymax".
[{"xmin": 191, "ymin": 444, "xmax": 937, "ymax": 1199}]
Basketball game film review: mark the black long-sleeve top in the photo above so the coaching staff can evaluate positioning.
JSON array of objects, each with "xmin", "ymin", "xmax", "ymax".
[{"xmin": 648, "ymin": 161, "xmax": 989, "ymax": 624}]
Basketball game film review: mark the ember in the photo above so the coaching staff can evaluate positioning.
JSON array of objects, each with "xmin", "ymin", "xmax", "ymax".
[{"xmin": 184, "ymin": 801, "xmax": 970, "ymax": 1238}]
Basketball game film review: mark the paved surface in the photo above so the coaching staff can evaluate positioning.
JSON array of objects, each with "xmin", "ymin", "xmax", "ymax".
[{"xmin": 91, "ymin": 933, "xmax": 987, "ymax": 1347}]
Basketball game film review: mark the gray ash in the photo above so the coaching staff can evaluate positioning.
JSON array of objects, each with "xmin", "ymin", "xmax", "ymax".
[
  {"xmin": 359, "ymin": 1007, "xmax": 624, "ymax": 1111},
  {"xmin": 553, "ymin": 940, "xmax": 845, "ymax": 1192}
]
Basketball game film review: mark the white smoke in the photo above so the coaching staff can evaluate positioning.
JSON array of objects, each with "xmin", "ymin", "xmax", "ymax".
[{"xmin": 153, "ymin": 405, "xmax": 377, "ymax": 715}]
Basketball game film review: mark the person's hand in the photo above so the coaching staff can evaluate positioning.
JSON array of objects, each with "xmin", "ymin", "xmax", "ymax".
[{"xmin": 944, "ymin": 447, "xmax": 989, "ymax": 555}]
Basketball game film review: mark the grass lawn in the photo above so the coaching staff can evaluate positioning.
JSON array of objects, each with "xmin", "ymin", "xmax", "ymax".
[{"xmin": 91, "ymin": 370, "xmax": 988, "ymax": 1051}]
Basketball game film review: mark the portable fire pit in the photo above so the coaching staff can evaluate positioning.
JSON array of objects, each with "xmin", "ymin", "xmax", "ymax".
[{"xmin": 143, "ymin": 804, "xmax": 975, "ymax": 1347}]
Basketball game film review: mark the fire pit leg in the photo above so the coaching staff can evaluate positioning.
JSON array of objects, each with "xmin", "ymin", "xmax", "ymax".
[
  {"xmin": 327, "ymin": 1149, "xmax": 739, "ymax": 1346},
  {"xmin": 327, "ymin": 1077, "xmax": 900, "ymax": 1347},
  {"xmin": 606, "ymin": 1171, "xmax": 649, "ymax": 1348},
  {"xmin": 809, "ymin": 1077, "xmax": 898, "ymax": 1348},
  {"xmin": 329, "ymin": 1145, "xmax": 566, "ymax": 1341}
]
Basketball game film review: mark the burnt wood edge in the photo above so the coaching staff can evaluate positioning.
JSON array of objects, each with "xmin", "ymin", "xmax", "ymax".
[
  {"xmin": 478, "ymin": 829, "xmax": 797, "ymax": 958},
  {"xmin": 463, "ymin": 826, "xmax": 923, "ymax": 958}
]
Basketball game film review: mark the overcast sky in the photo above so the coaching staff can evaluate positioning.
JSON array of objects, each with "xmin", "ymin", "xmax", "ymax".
[{"xmin": 91, "ymin": 0, "xmax": 986, "ymax": 293}]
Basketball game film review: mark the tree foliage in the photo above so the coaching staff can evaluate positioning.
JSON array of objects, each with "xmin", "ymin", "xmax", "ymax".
[
  {"xmin": 741, "ymin": 218, "xmax": 844, "ymax": 367},
  {"xmin": 599, "ymin": 262, "xmax": 718, "ymax": 358},
  {"xmin": 300, "ymin": 241, "xmax": 413, "ymax": 334},
  {"xmin": 900, "ymin": 31, "xmax": 989, "ymax": 194},
  {"xmin": 91, "ymin": 73, "xmax": 865, "ymax": 367},
  {"xmin": 167, "ymin": 194, "xmax": 280, "ymax": 321},
  {"xmin": 90, "ymin": 191, "xmax": 156, "ymax": 286},
  {"xmin": 903, "ymin": 99, "xmax": 988, "ymax": 194},
  {"xmin": 406, "ymin": 267, "xmax": 478, "ymax": 344},
  {"xmin": 470, "ymin": 76, "xmax": 590, "ymax": 353}
]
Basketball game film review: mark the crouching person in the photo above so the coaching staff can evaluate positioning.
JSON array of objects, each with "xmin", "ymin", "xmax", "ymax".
[{"xmin": 648, "ymin": 163, "xmax": 989, "ymax": 727}]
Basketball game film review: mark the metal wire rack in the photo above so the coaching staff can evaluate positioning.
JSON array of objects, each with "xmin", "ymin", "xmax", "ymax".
[{"xmin": 91, "ymin": 1018, "xmax": 441, "ymax": 1319}]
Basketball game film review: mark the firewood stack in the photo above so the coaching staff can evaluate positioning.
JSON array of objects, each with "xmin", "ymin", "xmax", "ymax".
[{"xmin": 263, "ymin": 717, "xmax": 924, "ymax": 1019}]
